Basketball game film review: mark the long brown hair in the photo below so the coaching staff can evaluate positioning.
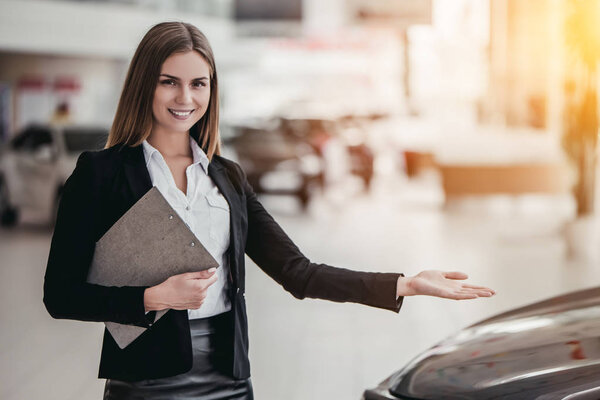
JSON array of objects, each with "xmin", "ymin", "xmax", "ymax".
[{"xmin": 106, "ymin": 22, "xmax": 221, "ymax": 159}]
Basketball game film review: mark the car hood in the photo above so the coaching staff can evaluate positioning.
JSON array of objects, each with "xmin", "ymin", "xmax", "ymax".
[{"xmin": 388, "ymin": 287, "xmax": 600, "ymax": 400}]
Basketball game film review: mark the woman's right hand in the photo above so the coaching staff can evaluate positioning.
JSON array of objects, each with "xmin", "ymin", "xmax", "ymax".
[{"xmin": 144, "ymin": 268, "xmax": 218, "ymax": 312}]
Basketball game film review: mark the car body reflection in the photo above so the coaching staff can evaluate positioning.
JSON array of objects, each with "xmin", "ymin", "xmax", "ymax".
[{"xmin": 363, "ymin": 287, "xmax": 600, "ymax": 400}]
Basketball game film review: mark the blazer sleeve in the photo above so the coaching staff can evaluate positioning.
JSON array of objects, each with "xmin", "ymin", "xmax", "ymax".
[
  {"xmin": 237, "ymin": 163, "xmax": 404, "ymax": 313},
  {"xmin": 43, "ymin": 152, "xmax": 152, "ymax": 328}
]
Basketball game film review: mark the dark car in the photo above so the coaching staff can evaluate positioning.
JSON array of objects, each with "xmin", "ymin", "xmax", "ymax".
[
  {"xmin": 363, "ymin": 287, "xmax": 600, "ymax": 400},
  {"xmin": 0, "ymin": 124, "xmax": 107, "ymax": 226}
]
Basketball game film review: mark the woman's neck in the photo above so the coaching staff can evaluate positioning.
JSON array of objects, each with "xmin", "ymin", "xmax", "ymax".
[{"xmin": 147, "ymin": 128, "xmax": 192, "ymax": 158}]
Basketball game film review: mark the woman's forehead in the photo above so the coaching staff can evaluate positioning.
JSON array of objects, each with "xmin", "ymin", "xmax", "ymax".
[{"xmin": 160, "ymin": 51, "xmax": 211, "ymax": 79}]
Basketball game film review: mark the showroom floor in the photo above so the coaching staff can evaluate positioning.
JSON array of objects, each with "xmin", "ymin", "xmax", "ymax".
[{"xmin": 1, "ymin": 171, "xmax": 598, "ymax": 400}]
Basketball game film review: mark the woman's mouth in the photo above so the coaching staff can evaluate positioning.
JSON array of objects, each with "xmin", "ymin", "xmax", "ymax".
[{"xmin": 168, "ymin": 109, "xmax": 195, "ymax": 120}]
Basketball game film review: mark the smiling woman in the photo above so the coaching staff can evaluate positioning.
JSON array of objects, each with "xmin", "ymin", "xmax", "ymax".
[
  {"xmin": 152, "ymin": 52, "xmax": 210, "ymax": 129},
  {"xmin": 105, "ymin": 22, "xmax": 221, "ymax": 159},
  {"xmin": 43, "ymin": 21, "xmax": 495, "ymax": 400}
]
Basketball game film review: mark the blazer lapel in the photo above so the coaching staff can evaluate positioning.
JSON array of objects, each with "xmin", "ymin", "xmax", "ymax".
[
  {"xmin": 208, "ymin": 159, "xmax": 241, "ymax": 232},
  {"xmin": 208, "ymin": 159, "xmax": 242, "ymax": 284}
]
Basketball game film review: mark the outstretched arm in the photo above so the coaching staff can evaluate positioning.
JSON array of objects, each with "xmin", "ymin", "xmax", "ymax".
[
  {"xmin": 228, "ymin": 159, "xmax": 494, "ymax": 311},
  {"xmin": 396, "ymin": 270, "xmax": 495, "ymax": 300},
  {"xmin": 233, "ymin": 161, "xmax": 402, "ymax": 312}
]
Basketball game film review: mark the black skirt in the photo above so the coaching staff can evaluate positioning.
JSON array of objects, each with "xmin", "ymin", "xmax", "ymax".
[{"xmin": 104, "ymin": 312, "xmax": 253, "ymax": 400}]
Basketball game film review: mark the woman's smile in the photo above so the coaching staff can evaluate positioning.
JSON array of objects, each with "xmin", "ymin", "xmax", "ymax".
[{"xmin": 168, "ymin": 108, "xmax": 196, "ymax": 119}]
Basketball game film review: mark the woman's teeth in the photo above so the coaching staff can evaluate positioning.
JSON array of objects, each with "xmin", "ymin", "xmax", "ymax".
[{"xmin": 169, "ymin": 109, "xmax": 194, "ymax": 117}]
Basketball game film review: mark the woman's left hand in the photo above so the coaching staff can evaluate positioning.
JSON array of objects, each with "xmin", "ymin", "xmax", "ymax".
[{"xmin": 396, "ymin": 270, "xmax": 495, "ymax": 300}]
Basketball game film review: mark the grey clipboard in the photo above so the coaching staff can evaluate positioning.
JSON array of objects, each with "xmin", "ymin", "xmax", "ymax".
[{"xmin": 87, "ymin": 186, "xmax": 219, "ymax": 349}]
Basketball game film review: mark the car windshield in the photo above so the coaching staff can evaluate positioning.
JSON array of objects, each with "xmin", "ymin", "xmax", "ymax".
[{"xmin": 63, "ymin": 128, "xmax": 107, "ymax": 153}]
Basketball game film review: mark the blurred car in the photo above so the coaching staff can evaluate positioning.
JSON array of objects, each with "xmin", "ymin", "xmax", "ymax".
[
  {"xmin": 0, "ymin": 124, "xmax": 107, "ymax": 226},
  {"xmin": 363, "ymin": 287, "xmax": 600, "ymax": 400},
  {"xmin": 281, "ymin": 116, "xmax": 375, "ymax": 190},
  {"xmin": 346, "ymin": 142, "xmax": 374, "ymax": 189},
  {"xmin": 336, "ymin": 114, "xmax": 382, "ymax": 190},
  {"xmin": 224, "ymin": 121, "xmax": 323, "ymax": 209}
]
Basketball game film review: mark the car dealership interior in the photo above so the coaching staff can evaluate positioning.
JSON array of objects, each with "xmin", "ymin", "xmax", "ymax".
[{"xmin": 2, "ymin": 1, "xmax": 600, "ymax": 399}]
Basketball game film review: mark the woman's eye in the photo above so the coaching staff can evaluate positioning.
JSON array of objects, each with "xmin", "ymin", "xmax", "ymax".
[{"xmin": 160, "ymin": 79, "xmax": 206, "ymax": 88}]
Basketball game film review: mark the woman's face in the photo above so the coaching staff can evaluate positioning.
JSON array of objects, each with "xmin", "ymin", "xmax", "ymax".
[{"xmin": 151, "ymin": 51, "xmax": 211, "ymax": 136}]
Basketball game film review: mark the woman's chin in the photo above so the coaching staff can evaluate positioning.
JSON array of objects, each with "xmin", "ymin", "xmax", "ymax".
[{"xmin": 155, "ymin": 120, "xmax": 200, "ymax": 135}]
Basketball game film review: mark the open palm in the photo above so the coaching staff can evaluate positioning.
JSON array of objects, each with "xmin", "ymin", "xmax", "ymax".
[{"xmin": 407, "ymin": 270, "xmax": 495, "ymax": 300}]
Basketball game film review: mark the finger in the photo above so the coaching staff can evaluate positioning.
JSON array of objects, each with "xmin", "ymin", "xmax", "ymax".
[
  {"xmin": 478, "ymin": 288, "xmax": 495, "ymax": 296},
  {"xmin": 447, "ymin": 292, "xmax": 478, "ymax": 300},
  {"xmin": 443, "ymin": 271, "xmax": 468, "ymax": 280},
  {"xmin": 455, "ymin": 294, "xmax": 479, "ymax": 300},
  {"xmin": 459, "ymin": 289, "xmax": 494, "ymax": 297},
  {"xmin": 434, "ymin": 288, "xmax": 476, "ymax": 300},
  {"xmin": 178, "ymin": 271, "xmax": 206, "ymax": 279},
  {"xmin": 198, "ymin": 273, "xmax": 219, "ymax": 289},
  {"xmin": 462, "ymin": 283, "xmax": 495, "ymax": 294},
  {"xmin": 187, "ymin": 268, "xmax": 217, "ymax": 280}
]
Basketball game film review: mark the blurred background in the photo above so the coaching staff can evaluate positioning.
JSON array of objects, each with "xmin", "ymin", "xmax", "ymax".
[{"xmin": 1, "ymin": 0, "xmax": 600, "ymax": 399}]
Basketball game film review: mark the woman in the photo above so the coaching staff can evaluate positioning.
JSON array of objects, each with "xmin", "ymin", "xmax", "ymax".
[{"xmin": 43, "ymin": 22, "xmax": 494, "ymax": 399}]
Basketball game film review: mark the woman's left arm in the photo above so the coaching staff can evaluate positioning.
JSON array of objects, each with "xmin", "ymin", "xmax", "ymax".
[
  {"xmin": 230, "ymin": 163, "xmax": 386, "ymax": 312},
  {"xmin": 233, "ymin": 162, "xmax": 494, "ymax": 312}
]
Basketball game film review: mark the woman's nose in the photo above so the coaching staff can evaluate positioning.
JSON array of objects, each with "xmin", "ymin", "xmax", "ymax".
[{"xmin": 176, "ymin": 86, "xmax": 193, "ymax": 104}]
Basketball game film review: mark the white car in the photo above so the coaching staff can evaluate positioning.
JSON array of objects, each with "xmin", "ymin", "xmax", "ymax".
[{"xmin": 0, "ymin": 125, "xmax": 107, "ymax": 226}]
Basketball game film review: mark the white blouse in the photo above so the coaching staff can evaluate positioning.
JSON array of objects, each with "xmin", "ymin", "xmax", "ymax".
[{"xmin": 142, "ymin": 137, "xmax": 231, "ymax": 319}]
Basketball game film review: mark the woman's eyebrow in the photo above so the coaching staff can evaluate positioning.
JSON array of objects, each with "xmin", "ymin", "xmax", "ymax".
[{"xmin": 159, "ymin": 74, "xmax": 209, "ymax": 81}]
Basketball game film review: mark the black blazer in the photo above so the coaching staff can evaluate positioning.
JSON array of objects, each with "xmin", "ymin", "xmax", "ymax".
[{"xmin": 43, "ymin": 139, "xmax": 403, "ymax": 382}]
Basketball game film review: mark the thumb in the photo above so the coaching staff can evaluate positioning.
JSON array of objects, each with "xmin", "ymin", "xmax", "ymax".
[
  {"xmin": 181, "ymin": 268, "xmax": 216, "ymax": 280},
  {"xmin": 443, "ymin": 271, "xmax": 468, "ymax": 280},
  {"xmin": 194, "ymin": 267, "xmax": 217, "ymax": 279}
]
